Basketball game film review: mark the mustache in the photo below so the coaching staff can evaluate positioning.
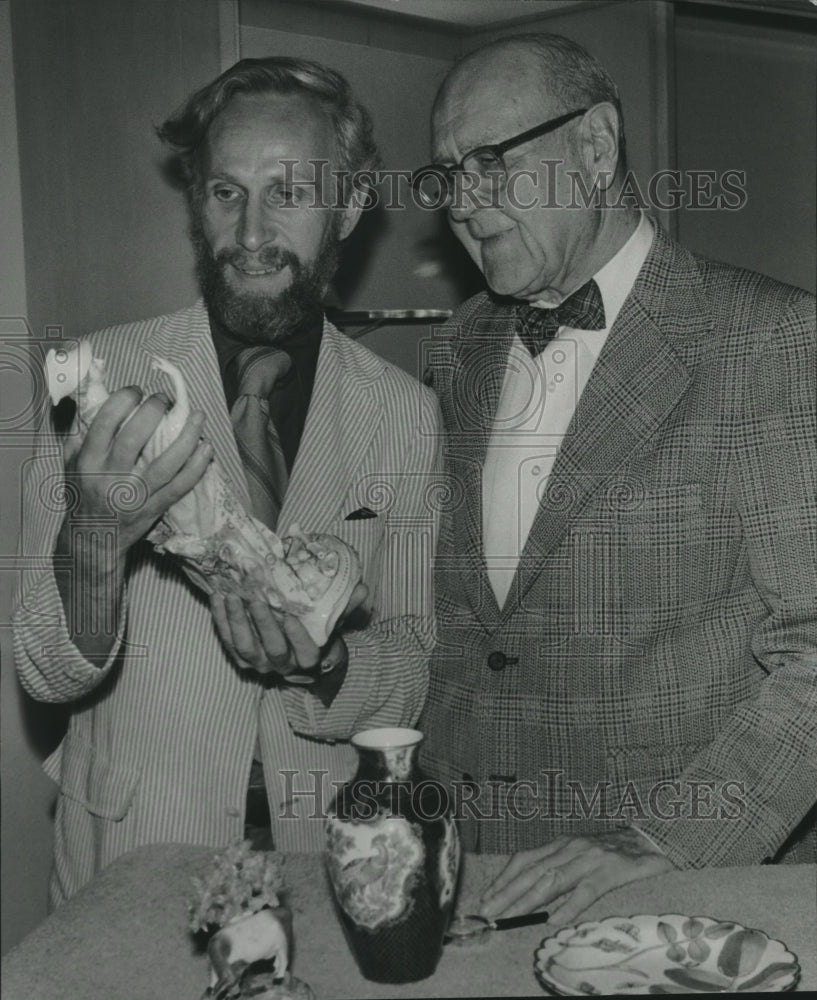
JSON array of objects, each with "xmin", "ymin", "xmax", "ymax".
[{"xmin": 215, "ymin": 245, "xmax": 301, "ymax": 272}]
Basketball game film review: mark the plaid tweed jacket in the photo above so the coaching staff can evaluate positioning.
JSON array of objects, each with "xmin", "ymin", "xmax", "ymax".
[
  {"xmin": 420, "ymin": 225, "xmax": 817, "ymax": 869},
  {"xmin": 14, "ymin": 302, "xmax": 441, "ymax": 904}
]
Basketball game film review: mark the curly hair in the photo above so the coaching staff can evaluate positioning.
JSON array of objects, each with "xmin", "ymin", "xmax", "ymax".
[{"xmin": 157, "ymin": 56, "xmax": 381, "ymax": 203}]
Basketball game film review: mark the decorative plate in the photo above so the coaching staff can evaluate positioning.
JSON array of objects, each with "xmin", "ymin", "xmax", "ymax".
[{"xmin": 533, "ymin": 913, "xmax": 800, "ymax": 995}]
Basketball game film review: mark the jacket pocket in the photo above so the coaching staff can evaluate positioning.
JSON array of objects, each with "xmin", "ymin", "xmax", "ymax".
[
  {"xmin": 618, "ymin": 483, "xmax": 702, "ymax": 528},
  {"xmin": 43, "ymin": 730, "xmax": 140, "ymax": 821}
]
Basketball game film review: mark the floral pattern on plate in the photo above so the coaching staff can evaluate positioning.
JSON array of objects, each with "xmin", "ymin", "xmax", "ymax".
[{"xmin": 534, "ymin": 913, "xmax": 800, "ymax": 995}]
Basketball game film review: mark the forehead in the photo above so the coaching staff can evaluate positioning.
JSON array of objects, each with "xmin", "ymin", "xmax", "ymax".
[
  {"xmin": 204, "ymin": 92, "xmax": 336, "ymax": 169},
  {"xmin": 432, "ymin": 48, "xmax": 555, "ymax": 159}
]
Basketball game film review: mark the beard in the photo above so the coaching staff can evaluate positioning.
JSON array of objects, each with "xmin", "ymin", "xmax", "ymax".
[{"xmin": 191, "ymin": 213, "xmax": 341, "ymax": 344}]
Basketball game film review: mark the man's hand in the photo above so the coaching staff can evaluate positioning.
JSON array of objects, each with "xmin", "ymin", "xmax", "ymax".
[
  {"xmin": 209, "ymin": 594, "xmax": 320, "ymax": 676},
  {"xmin": 479, "ymin": 828, "xmax": 676, "ymax": 927},
  {"xmin": 55, "ymin": 386, "xmax": 212, "ymax": 661},
  {"xmin": 210, "ymin": 582, "xmax": 368, "ymax": 679},
  {"xmin": 63, "ymin": 387, "xmax": 211, "ymax": 554}
]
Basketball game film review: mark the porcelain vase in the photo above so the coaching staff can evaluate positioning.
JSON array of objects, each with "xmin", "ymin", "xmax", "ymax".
[{"xmin": 325, "ymin": 727, "xmax": 460, "ymax": 983}]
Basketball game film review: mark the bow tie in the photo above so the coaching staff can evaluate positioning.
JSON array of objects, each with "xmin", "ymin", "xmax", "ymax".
[{"xmin": 516, "ymin": 279, "xmax": 606, "ymax": 357}]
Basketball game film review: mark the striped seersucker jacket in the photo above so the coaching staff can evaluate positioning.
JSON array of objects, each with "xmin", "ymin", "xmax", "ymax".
[
  {"xmin": 14, "ymin": 301, "xmax": 442, "ymax": 904},
  {"xmin": 420, "ymin": 224, "xmax": 817, "ymax": 869}
]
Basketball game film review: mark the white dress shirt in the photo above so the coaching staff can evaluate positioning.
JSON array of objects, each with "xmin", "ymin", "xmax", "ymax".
[{"xmin": 482, "ymin": 213, "xmax": 654, "ymax": 606}]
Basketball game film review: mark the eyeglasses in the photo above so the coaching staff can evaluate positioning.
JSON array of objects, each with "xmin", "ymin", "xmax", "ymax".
[{"xmin": 411, "ymin": 108, "xmax": 588, "ymax": 209}]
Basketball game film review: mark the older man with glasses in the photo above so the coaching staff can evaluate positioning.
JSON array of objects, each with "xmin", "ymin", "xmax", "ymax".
[{"xmin": 415, "ymin": 33, "xmax": 817, "ymax": 929}]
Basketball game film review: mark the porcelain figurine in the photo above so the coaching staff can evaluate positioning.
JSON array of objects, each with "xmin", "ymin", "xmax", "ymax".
[
  {"xmin": 188, "ymin": 840, "xmax": 313, "ymax": 1000},
  {"xmin": 45, "ymin": 345, "xmax": 361, "ymax": 645}
]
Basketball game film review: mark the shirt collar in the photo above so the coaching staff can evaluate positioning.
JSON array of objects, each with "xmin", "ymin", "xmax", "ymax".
[
  {"xmin": 531, "ymin": 212, "xmax": 654, "ymax": 331},
  {"xmin": 209, "ymin": 308, "xmax": 324, "ymax": 409},
  {"xmin": 592, "ymin": 212, "xmax": 654, "ymax": 331}
]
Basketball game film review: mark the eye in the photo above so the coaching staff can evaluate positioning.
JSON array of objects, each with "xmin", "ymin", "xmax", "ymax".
[
  {"xmin": 211, "ymin": 185, "xmax": 242, "ymax": 204},
  {"xmin": 466, "ymin": 149, "xmax": 503, "ymax": 175},
  {"xmin": 266, "ymin": 185, "xmax": 302, "ymax": 208}
]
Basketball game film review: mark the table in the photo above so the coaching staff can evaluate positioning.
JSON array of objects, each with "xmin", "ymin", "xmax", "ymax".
[{"xmin": 2, "ymin": 845, "xmax": 815, "ymax": 998}]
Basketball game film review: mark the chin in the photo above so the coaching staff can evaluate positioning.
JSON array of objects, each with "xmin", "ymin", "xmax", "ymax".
[
  {"xmin": 480, "ymin": 250, "xmax": 539, "ymax": 299},
  {"xmin": 483, "ymin": 268, "xmax": 532, "ymax": 299}
]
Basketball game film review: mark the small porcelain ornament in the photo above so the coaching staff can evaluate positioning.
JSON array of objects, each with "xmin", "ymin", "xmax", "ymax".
[
  {"xmin": 189, "ymin": 840, "xmax": 314, "ymax": 1000},
  {"xmin": 207, "ymin": 907, "xmax": 289, "ymax": 998}
]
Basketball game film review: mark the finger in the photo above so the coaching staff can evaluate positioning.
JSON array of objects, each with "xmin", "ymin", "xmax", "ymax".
[
  {"xmin": 482, "ymin": 843, "xmax": 562, "ymax": 901},
  {"xmin": 146, "ymin": 437, "xmax": 213, "ymax": 516},
  {"xmin": 343, "ymin": 582, "xmax": 369, "ymax": 616},
  {"xmin": 210, "ymin": 593, "xmax": 258, "ymax": 673},
  {"xmin": 222, "ymin": 593, "xmax": 267, "ymax": 669},
  {"xmin": 108, "ymin": 392, "xmax": 169, "ymax": 467},
  {"xmin": 79, "ymin": 386, "xmax": 144, "ymax": 463},
  {"xmin": 483, "ymin": 861, "xmax": 573, "ymax": 920},
  {"xmin": 480, "ymin": 862, "xmax": 548, "ymax": 920},
  {"xmin": 523, "ymin": 846, "xmax": 626, "ymax": 927},
  {"xmin": 247, "ymin": 601, "xmax": 293, "ymax": 674},
  {"xmin": 142, "ymin": 411, "xmax": 207, "ymax": 491},
  {"xmin": 542, "ymin": 889, "xmax": 572, "ymax": 916},
  {"xmin": 337, "ymin": 581, "xmax": 371, "ymax": 631},
  {"xmin": 62, "ymin": 414, "xmax": 85, "ymax": 467},
  {"xmin": 496, "ymin": 840, "xmax": 648, "ymax": 923},
  {"xmin": 280, "ymin": 614, "xmax": 320, "ymax": 670},
  {"xmin": 545, "ymin": 880, "xmax": 601, "ymax": 928},
  {"xmin": 210, "ymin": 592, "xmax": 233, "ymax": 647},
  {"xmin": 491, "ymin": 834, "xmax": 589, "ymax": 893}
]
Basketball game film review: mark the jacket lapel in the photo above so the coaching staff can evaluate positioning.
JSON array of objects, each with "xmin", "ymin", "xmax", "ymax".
[
  {"xmin": 142, "ymin": 310, "xmax": 385, "ymax": 534},
  {"xmin": 503, "ymin": 226, "xmax": 713, "ymax": 620},
  {"xmin": 278, "ymin": 320, "xmax": 382, "ymax": 533},
  {"xmin": 142, "ymin": 300, "xmax": 250, "ymax": 509}
]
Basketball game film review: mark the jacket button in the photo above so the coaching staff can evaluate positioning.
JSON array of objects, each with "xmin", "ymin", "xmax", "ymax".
[{"xmin": 488, "ymin": 649, "xmax": 508, "ymax": 672}]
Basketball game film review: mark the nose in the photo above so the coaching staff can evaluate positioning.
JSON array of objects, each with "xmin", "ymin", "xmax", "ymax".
[
  {"xmin": 447, "ymin": 170, "xmax": 495, "ymax": 223},
  {"xmin": 236, "ymin": 195, "xmax": 274, "ymax": 252},
  {"xmin": 447, "ymin": 199, "xmax": 475, "ymax": 224}
]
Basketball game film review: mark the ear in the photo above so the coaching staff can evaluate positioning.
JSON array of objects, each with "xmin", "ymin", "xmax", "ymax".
[
  {"xmin": 579, "ymin": 102, "xmax": 622, "ymax": 191},
  {"xmin": 337, "ymin": 197, "xmax": 364, "ymax": 241}
]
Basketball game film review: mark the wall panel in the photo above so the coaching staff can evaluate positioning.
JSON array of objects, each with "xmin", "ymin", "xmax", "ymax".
[
  {"xmin": 1, "ymin": 0, "xmax": 51, "ymax": 955},
  {"xmin": 12, "ymin": 0, "xmax": 221, "ymax": 345},
  {"xmin": 675, "ymin": 5, "xmax": 816, "ymax": 291}
]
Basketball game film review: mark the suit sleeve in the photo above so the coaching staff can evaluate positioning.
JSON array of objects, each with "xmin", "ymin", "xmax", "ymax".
[
  {"xmin": 637, "ymin": 292, "xmax": 817, "ymax": 867},
  {"xmin": 12, "ymin": 409, "xmax": 130, "ymax": 703},
  {"xmin": 280, "ymin": 387, "xmax": 443, "ymax": 740}
]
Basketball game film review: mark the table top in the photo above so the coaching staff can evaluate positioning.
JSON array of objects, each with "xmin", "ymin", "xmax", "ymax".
[{"xmin": 2, "ymin": 844, "xmax": 815, "ymax": 998}]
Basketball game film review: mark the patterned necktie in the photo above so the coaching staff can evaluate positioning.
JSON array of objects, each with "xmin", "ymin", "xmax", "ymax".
[
  {"xmin": 517, "ymin": 278, "xmax": 606, "ymax": 357},
  {"xmin": 229, "ymin": 347, "xmax": 292, "ymax": 531}
]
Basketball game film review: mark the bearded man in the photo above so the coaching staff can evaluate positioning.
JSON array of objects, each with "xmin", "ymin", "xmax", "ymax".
[{"xmin": 14, "ymin": 57, "xmax": 441, "ymax": 905}]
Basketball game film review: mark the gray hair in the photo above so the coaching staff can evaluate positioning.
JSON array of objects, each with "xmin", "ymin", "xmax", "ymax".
[{"xmin": 157, "ymin": 56, "xmax": 380, "ymax": 202}]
